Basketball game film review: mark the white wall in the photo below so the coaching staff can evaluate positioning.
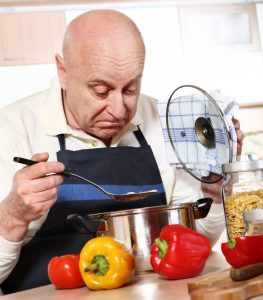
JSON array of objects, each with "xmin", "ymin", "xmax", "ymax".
[{"xmin": 0, "ymin": 64, "xmax": 57, "ymax": 107}]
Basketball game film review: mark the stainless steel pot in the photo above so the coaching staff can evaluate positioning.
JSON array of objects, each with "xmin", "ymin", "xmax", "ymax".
[{"xmin": 67, "ymin": 197, "xmax": 212, "ymax": 273}]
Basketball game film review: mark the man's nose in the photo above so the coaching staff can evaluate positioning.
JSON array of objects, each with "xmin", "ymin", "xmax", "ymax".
[{"xmin": 107, "ymin": 93, "xmax": 127, "ymax": 119}]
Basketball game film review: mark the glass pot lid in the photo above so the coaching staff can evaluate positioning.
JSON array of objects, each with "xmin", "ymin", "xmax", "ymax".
[{"xmin": 165, "ymin": 85, "xmax": 233, "ymax": 183}]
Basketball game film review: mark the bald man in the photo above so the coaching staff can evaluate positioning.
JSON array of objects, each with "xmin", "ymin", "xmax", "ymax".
[{"xmin": 0, "ymin": 10, "xmax": 242, "ymax": 293}]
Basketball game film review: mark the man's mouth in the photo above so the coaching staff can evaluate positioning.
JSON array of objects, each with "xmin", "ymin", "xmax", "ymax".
[{"xmin": 97, "ymin": 120, "xmax": 126, "ymax": 129}]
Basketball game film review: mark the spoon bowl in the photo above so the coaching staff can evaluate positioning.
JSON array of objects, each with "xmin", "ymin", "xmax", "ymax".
[{"xmin": 13, "ymin": 157, "xmax": 157, "ymax": 202}]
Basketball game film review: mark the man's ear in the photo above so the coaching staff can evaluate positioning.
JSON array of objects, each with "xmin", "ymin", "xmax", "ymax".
[{"xmin": 55, "ymin": 53, "xmax": 67, "ymax": 90}]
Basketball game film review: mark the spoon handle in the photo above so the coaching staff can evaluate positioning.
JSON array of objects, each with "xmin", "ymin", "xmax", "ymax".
[
  {"xmin": 13, "ymin": 157, "xmax": 71, "ymax": 177},
  {"xmin": 14, "ymin": 157, "xmax": 37, "ymax": 166}
]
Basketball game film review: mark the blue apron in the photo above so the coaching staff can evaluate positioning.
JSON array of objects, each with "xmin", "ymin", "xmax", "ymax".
[{"xmin": 1, "ymin": 128, "xmax": 166, "ymax": 294}]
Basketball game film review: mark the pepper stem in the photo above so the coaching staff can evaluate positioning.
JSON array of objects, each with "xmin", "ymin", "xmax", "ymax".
[
  {"xmin": 155, "ymin": 238, "xmax": 168, "ymax": 258},
  {"xmin": 84, "ymin": 255, "xmax": 109, "ymax": 276},
  {"xmin": 228, "ymin": 239, "xmax": 236, "ymax": 249}
]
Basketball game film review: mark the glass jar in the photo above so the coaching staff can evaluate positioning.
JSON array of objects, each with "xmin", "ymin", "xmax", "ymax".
[
  {"xmin": 243, "ymin": 209, "xmax": 263, "ymax": 236},
  {"xmin": 222, "ymin": 160, "xmax": 263, "ymax": 240}
]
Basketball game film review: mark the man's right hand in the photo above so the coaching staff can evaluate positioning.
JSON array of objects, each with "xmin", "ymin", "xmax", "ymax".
[{"xmin": 0, "ymin": 152, "xmax": 65, "ymax": 242}]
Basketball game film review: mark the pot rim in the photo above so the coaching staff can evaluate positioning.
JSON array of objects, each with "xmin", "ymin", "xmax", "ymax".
[{"xmin": 87, "ymin": 202, "xmax": 195, "ymax": 219}]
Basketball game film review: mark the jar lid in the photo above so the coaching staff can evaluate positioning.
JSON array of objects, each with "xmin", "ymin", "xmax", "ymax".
[
  {"xmin": 222, "ymin": 160, "xmax": 263, "ymax": 173},
  {"xmin": 243, "ymin": 209, "xmax": 263, "ymax": 222},
  {"xmin": 166, "ymin": 85, "xmax": 232, "ymax": 184}
]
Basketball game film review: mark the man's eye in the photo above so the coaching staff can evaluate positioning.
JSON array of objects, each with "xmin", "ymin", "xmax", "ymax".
[
  {"xmin": 126, "ymin": 91, "xmax": 135, "ymax": 95},
  {"xmin": 125, "ymin": 87, "xmax": 138, "ymax": 95},
  {"xmin": 124, "ymin": 82, "xmax": 140, "ymax": 95},
  {"xmin": 93, "ymin": 87, "xmax": 110, "ymax": 97},
  {"xmin": 96, "ymin": 91, "xmax": 109, "ymax": 96}
]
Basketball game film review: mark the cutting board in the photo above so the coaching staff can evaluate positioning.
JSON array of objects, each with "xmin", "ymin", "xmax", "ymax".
[{"xmin": 188, "ymin": 269, "xmax": 263, "ymax": 300}]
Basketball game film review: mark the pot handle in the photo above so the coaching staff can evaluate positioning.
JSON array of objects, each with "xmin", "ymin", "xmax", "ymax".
[
  {"xmin": 67, "ymin": 214, "xmax": 101, "ymax": 236},
  {"xmin": 193, "ymin": 197, "xmax": 213, "ymax": 219}
]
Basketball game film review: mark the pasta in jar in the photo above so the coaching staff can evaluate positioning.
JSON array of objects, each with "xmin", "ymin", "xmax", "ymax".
[
  {"xmin": 224, "ymin": 190, "xmax": 263, "ymax": 239},
  {"xmin": 222, "ymin": 160, "xmax": 263, "ymax": 240}
]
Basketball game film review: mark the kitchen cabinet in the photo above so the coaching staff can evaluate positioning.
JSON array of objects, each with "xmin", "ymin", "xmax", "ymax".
[{"xmin": 0, "ymin": 12, "xmax": 66, "ymax": 66}]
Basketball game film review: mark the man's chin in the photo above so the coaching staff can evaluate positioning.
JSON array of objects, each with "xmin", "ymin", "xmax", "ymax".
[
  {"xmin": 102, "ymin": 128, "xmax": 121, "ymax": 138},
  {"xmin": 95, "ymin": 127, "xmax": 123, "ymax": 140}
]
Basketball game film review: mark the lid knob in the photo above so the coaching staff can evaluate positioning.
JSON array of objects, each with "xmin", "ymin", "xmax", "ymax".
[{"xmin": 195, "ymin": 117, "xmax": 215, "ymax": 148}]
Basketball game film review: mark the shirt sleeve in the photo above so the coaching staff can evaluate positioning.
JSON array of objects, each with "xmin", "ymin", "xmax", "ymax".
[
  {"xmin": 0, "ymin": 109, "xmax": 30, "ymax": 284},
  {"xmin": 195, "ymin": 203, "xmax": 225, "ymax": 246},
  {"xmin": 0, "ymin": 236, "xmax": 23, "ymax": 284},
  {"xmin": 171, "ymin": 167, "xmax": 225, "ymax": 246}
]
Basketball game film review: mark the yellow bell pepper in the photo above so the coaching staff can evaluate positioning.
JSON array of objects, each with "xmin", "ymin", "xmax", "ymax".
[{"xmin": 79, "ymin": 236, "xmax": 135, "ymax": 290}]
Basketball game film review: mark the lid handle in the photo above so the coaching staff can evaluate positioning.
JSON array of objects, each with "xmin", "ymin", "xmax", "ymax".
[
  {"xmin": 67, "ymin": 214, "xmax": 101, "ymax": 236},
  {"xmin": 193, "ymin": 197, "xmax": 213, "ymax": 219}
]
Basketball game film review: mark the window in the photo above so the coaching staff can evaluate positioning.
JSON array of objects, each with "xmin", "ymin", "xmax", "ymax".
[{"xmin": 179, "ymin": 4, "xmax": 260, "ymax": 53}]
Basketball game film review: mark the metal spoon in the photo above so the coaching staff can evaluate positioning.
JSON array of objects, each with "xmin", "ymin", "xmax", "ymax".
[{"xmin": 13, "ymin": 157, "xmax": 157, "ymax": 202}]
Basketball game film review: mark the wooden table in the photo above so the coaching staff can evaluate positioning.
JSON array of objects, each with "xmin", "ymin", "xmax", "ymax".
[{"xmin": 1, "ymin": 251, "xmax": 262, "ymax": 300}]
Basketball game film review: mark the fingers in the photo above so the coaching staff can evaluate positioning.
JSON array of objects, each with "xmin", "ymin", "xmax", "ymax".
[
  {"xmin": 18, "ymin": 186, "xmax": 58, "ymax": 208},
  {"xmin": 32, "ymin": 152, "xmax": 49, "ymax": 162},
  {"xmin": 236, "ymin": 130, "xmax": 244, "ymax": 156},
  {"xmin": 21, "ymin": 186, "xmax": 59, "ymax": 211},
  {"xmin": 14, "ymin": 156, "xmax": 65, "ymax": 201},
  {"xmin": 19, "ymin": 159, "xmax": 65, "ymax": 180},
  {"xmin": 16, "ymin": 173, "xmax": 63, "ymax": 194},
  {"xmin": 232, "ymin": 117, "xmax": 240, "ymax": 131},
  {"xmin": 7, "ymin": 186, "xmax": 59, "ymax": 224},
  {"xmin": 201, "ymin": 180, "xmax": 223, "ymax": 204},
  {"xmin": 232, "ymin": 117, "xmax": 244, "ymax": 156},
  {"xmin": 8, "ymin": 154, "xmax": 66, "ymax": 224}
]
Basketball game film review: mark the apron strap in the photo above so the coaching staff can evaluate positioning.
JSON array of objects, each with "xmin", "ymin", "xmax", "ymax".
[
  {"xmin": 57, "ymin": 134, "xmax": 66, "ymax": 150},
  {"xmin": 134, "ymin": 126, "xmax": 148, "ymax": 147}
]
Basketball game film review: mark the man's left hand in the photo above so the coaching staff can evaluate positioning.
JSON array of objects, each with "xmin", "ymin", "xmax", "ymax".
[{"xmin": 201, "ymin": 117, "xmax": 244, "ymax": 203}]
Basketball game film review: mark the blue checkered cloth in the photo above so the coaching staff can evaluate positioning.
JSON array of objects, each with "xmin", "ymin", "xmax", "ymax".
[{"xmin": 157, "ymin": 90, "xmax": 239, "ymax": 177}]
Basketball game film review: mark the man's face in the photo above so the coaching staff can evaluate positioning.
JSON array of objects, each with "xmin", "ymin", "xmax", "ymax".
[{"xmin": 56, "ymin": 48, "xmax": 144, "ymax": 143}]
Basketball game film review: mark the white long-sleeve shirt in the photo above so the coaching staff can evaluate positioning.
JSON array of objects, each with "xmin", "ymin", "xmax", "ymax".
[{"xmin": 0, "ymin": 77, "xmax": 225, "ymax": 284}]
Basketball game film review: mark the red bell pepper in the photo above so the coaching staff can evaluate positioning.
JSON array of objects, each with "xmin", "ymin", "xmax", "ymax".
[
  {"xmin": 221, "ymin": 235, "xmax": 263, "ymax": 268},
  {"xmin": 48, "ymin": 254, "xmax": 85, "ymax": 289},
  {"xmin": 150, "ymin": 224, "xmax": 211, "ymax": 279}
]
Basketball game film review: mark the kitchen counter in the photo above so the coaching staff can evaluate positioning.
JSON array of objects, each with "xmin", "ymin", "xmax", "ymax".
[{"xmin": 1, "ymin": 251, "xmax": 262, "ymax": 300}]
